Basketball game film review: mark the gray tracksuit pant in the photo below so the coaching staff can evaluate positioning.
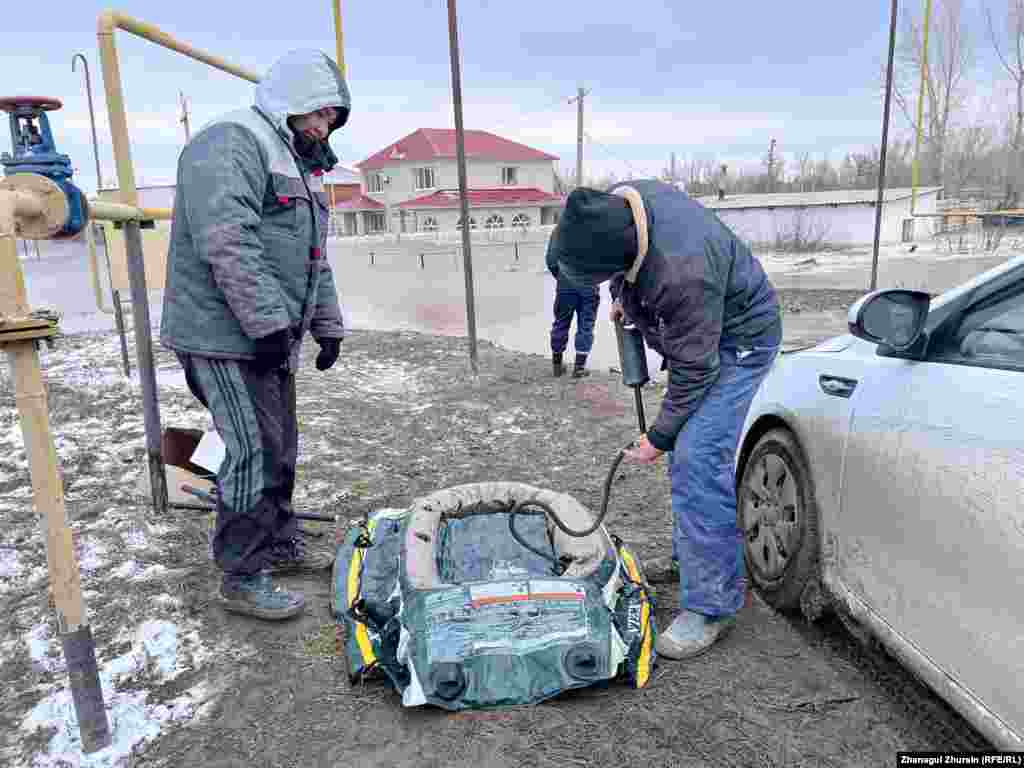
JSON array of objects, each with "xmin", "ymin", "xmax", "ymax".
[{"xmin": 178, "ymin": 353, "xmax": 298, "ymax": 575}]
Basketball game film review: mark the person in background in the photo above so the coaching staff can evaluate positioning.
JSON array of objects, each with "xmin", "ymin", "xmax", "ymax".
[
  {"xmin": 545, "ymin": 229, "xmax": 600, "ymax": 378},
  {"xmin": 160, "ymin": 49, "xmax": 351, "ymax": 621}
]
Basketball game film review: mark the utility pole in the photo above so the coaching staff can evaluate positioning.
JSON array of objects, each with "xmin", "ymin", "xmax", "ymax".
[
  {"xmin": 569, "ymin": 85, "xmax": 587, "ymax": 187},
  {"xmin": 178, "ymin": 91, "xmax": 190, "ymax": 143},
  {"xmin": 446, "ymin": 0, "xmax": 478, "ymax": 375},
  {"xmin": 872, "ymin": 0, "xmax": 899, "ymax": 292}
]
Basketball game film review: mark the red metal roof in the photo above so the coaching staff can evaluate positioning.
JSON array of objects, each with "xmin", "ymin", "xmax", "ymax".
[
  {"xmin": 357, "ymin": 129, "xmax": 558, "ymax": 171},
  {"xmin": 397, "ymin": 188, "xmax": 565, "ymax": 210},
  {"xmin": 332, "ymin": 193, "xmax": 384, "ymax": 211}
]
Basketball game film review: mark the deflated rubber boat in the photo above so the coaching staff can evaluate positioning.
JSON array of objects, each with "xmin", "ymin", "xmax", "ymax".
[{"xmin": 332, "ymin": 482, "xmax": 657, "ymax": 710}]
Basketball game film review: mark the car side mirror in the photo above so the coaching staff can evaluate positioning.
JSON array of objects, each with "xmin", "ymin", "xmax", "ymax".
[{"xmin": 847, "ymin": 289, "xmax": 930, "ymax": 352}]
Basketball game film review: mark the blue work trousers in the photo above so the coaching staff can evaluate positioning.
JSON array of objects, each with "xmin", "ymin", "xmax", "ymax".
[
  {"xmin": 668, "ymin": 331, "xmax": 780, "ymax": 616},
  {"xmin": 550, "ymin": 283, "xmax": 600, "ymax": 355}
]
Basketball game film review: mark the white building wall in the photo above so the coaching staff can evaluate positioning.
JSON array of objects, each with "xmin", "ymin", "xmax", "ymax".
[
  {"xmin": 364, "ymin": 158, "xmax": 556, "ymax": 208},
  {"xmin": 407, "ymin": 205, "xmax": 544, "ymax": 233},
  {"xmin": 712, "ymin": 190, "xmax": 941, "ymax": 247}
]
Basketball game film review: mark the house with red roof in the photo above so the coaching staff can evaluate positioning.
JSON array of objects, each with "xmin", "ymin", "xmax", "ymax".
[{"xmin": 338, "ymin": 128, "xmax": 564, "ymax": 236}]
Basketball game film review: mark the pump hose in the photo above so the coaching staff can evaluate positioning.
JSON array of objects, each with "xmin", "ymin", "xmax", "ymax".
[{"xmin": 508, "ymin": 443, "xmax": 632, "ymax": 572}]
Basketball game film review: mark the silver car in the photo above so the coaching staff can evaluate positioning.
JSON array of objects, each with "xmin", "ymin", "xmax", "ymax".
[{"xmin": 736, "ymin": 255, "xmax": 1024, "ymax": 750}]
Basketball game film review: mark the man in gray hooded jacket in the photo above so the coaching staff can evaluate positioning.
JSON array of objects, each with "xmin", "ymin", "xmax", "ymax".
[{"xmin": 160, "ymin": 49, "xmax": 350, "ymax": 620}]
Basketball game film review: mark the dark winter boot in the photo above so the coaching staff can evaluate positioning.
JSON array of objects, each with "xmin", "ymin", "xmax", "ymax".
[
  {"xmin": 219, "ymin": 570, "xmax": 305, "ymax": 620},
  {"xmin": 552, "ymin": 352, "xmax": 565, "ymax": 377},
  {"xmin": 572, "ymin": 353, "xmax": 590, "ymax": 378}
]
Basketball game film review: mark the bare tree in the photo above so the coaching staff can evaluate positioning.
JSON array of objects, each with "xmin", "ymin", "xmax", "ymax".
[
  {"xmin": 985, "ymin": 0, "xmax": 1024, "ymax": 205},
  {"xmin": 795, "ymin": 151, "xmax": 813, "ymax": 192},
  {"xmin": 892, "ymin": 0, "xmax": 974, "ymax": 186},
  {"xmin": 947, "ymin": 122, "xmax": 996, "ymax": 197}
]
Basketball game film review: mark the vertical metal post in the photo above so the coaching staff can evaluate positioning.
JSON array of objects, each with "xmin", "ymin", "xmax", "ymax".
[
  {"xmin": 872, "ymin": 0, "xmax": 899, "ymax": 292},
  {"xmin": 911, "ymin": 0, "xmax": 934, "ymax": 215},
  {"xmin": 576, "ymin": 85, "xmax": 584, "ymax": 187},
  {"xmin": 447, "ymin": 0, "xmax": 479, "ymax": 375},
  {"xmin": 0, "ymin": 196, "xmax": 111, "ymax": 753},
  {"xmin": 332, "ymin": 0, "xmax": 346, "ymax": 76},
  {"xmin": 97, "ymin": 22, "xmax": 167, "ymax": 514},
  {"xmin": 73, "ymin": 53, "xmax": 131, "ymax": 377},
  {"xmin": 71, "ymin": 55, "xmax": 102, "ymax": 192},
  {"xmin": 106, "ymin": 231, "xmax": 132, "ymax": 377}
]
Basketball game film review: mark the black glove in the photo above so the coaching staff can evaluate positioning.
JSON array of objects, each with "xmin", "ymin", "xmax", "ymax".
[
  {"xmin": 252, "ymin": 329, "xmax": 292, "ymax": 372},
  {"xmin": 315, "ymin": 337, "xmax": 341, "ymax": 371}
]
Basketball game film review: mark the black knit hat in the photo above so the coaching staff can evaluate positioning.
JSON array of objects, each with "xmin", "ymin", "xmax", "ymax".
[{"xmin": 551, "ymin": 187, "xmax": 637, "ymax": 286}]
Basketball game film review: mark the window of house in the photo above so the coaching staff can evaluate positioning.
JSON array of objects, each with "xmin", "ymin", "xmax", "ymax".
[
  {"xmin": 367, "ymin": 173, "xmax": 385, "ymax": 194},
  {"xmin": 421, "ymin": 216, "xmax": 439, "ymax": 232},
  {"xmin": 414, "ymin": 167, "xmax": 436, "ymax": 190},
  {"xmin": 456, "ymin": 216, "xmax": 477, "ymax": 231},
  {"xmin": 501, "ymin": 167, "xmax": 518, "ymax": 186},
  {"xmin": 511, "ymin": 213, "xmax": 531, "ymax": 229},
  {"xmin": 366, "ymin": 212, "xmax": 386, "ymax": 233},
  {"xmin": 485, "ymin": 214, "xmax": 504, "ymax": 229}
]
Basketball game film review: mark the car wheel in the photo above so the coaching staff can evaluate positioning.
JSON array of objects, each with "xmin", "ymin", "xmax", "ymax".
[{"xmin": 738, "ymin": 427, "xmax": 820, "ymax": 614}]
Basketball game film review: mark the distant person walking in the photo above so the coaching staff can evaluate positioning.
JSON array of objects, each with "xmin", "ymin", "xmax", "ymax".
[{"xmin": 545, "ymin": 229, "xmax": 600, "ymax": 377}]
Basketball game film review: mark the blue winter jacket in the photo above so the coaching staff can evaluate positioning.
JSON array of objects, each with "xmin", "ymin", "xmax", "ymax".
[{"xmin": 609, "ymin": 180, "xmax": 780, "ymax": 451}]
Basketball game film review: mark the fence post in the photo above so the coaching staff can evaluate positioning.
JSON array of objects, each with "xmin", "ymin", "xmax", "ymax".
[
  {"xmin": 369, "ymin": 250, "xmax": 374, "ymax": 266},
  {"xmin": 420, "ymin": 252, "xmax": 425, "ymax": 269}
]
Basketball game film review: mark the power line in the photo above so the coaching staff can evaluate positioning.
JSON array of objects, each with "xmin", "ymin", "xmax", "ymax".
[
  {"xmin": 482, "ymin": 91, "xmax": 576, "ymax": 140},
  {"xmin": 584, "ymin": 131, "xmax": 644, "ymax": 178}
]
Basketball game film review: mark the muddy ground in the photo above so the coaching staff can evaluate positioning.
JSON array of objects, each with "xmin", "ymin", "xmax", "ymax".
[{"xmin": 0, "ymin": 288, "xmax": 989, "ymax": 767}]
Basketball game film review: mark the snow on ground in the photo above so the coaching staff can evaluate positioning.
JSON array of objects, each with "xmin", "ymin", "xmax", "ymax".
[{"xmin": 21, "ymin": 620, "xmax": 223, "ymax": 768}]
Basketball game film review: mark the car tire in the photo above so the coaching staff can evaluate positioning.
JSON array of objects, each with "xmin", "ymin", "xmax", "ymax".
[{"xmin": 738, "ymin": 427, "xmax": 820, "ymax": 615}]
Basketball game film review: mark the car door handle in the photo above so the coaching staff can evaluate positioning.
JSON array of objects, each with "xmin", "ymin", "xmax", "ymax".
[{"xmin": 819, "ymin": 375, "xmax": 858, "ymax": 398}]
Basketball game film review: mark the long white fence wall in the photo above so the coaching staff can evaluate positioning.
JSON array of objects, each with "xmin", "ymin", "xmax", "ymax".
[{"xmin": 328, "ymin": 224, "xmax": 557, "ymax": 272}]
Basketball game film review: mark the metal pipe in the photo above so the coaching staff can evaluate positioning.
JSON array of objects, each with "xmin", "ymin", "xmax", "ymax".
[
  {"xmin": 910, "ymin": 0, "xmax": 934, "ymax": 216},
  {"xmin": 97, "ymin": 11, "xmax": 260, "ymax": 85},
  {"xmin": 97, "ymin": 15, "xmax": 165, "ymax": 513},
  {"xmin": 446, "ymin": 0, "xmax": 479, "ymax": 376},
  {"xmin": 0, "ymin": 191, "xmax": 111, "ymax": 753},
  {"xmin": 124, "ymin": 219, "xmax": 167, "ymax": 513},
  {"xmin": 871, "ymin": 0, "xmax": 899, "ymax": 292},
  {"xmin": 86, "ymin": 224, "xmax": 113, "ymax": 314},
  {"xmin": 88, "ymin": 199, "xmax": 171, "ymax": 221},
  {"xmin": 72, "ymin": 54, "xmax": 103, "ymax": 191},
  {"xmin": 332, "ymin": 0, "xmax": 346, "ymax": 76}
]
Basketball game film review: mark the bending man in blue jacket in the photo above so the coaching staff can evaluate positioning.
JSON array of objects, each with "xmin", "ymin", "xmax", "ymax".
[
  {"xmin": 161, "ymin": 50, "xmax": 350, "ymax": 621},
  {"xmin": 549, "ymin": 181, "xmax": 782, "ymax": 659}
]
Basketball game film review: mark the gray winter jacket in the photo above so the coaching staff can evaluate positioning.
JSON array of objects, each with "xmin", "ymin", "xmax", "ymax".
[
  {"xmin": 160, "ymin": 50, "xmax": 350, "ymax": 367},
  {"xmin": 609, "ymin": 180, "xmax": 781, "ymax": 451}
]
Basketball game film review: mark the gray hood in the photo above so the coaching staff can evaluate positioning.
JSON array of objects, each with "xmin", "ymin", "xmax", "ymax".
[{"xmin": 254, "ymin": 49, "xmax": 351, "ymax": 139}]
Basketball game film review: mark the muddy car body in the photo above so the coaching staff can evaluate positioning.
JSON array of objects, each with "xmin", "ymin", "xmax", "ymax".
[{"xmin": 736, "ymin": 255, "xmax": 1024, "ymax": 750}]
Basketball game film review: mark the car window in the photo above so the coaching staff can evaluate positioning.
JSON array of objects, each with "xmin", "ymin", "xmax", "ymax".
[{"xmin": 929, "ymin": 286, "xmax": 1024, "ymax": 370}]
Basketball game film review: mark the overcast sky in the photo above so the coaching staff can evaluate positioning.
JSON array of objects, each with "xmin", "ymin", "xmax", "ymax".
[{"xmin": 0, "ymin": 0, "xmax": 1008, "ymax": 193}]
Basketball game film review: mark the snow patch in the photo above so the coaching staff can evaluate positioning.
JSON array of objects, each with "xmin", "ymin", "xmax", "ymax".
[
  {"xmin": 0, "ymin": 546, "xmax": 21, "ymax": 579},
  {"xmin": 76, "ymin": 538, "xmax": 109, "ymax": 573},
  {"xmin": 22, "ymin": 620, "xmax": 214, "ymax": 768}
]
